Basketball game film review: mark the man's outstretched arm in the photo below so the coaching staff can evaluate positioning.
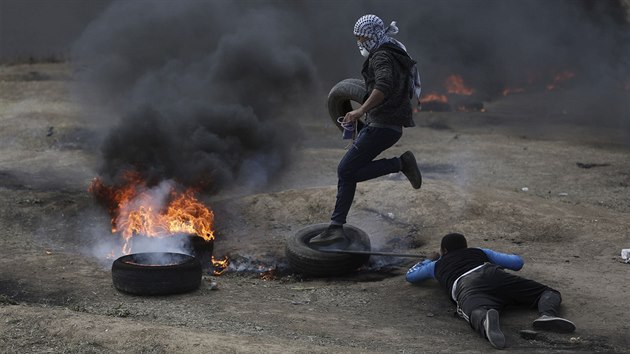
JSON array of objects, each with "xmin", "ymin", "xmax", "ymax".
[
  {"xmin": 481, "ymin": 248, "xmax": 524, "ymax": 271},
  {"xmin": 406, "ymin": 252, "xmax": 439, "ymax": 283}
]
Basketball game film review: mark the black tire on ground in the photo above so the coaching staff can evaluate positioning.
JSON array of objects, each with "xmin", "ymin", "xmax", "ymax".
[
  {"xmin": 286, "ymin": 223, "xmax": 371, "ymax": 277},
  {"xmin": 327, "ymin": 78, "xmax": 367, "ymax": 131},
  {"xmin": 111, "ymin": 252, "xmax": 202, "ymax": 295}
]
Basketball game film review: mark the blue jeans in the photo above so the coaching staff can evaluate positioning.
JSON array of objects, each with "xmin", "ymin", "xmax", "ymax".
[{"xmin": 331, "ymin": 125, "xmax": 402, "ymax": 224}]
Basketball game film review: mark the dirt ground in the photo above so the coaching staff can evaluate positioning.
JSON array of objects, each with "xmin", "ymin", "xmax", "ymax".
[{"xmin": 1, "ymin": 63, "xmax": 629, "ymax": 353}]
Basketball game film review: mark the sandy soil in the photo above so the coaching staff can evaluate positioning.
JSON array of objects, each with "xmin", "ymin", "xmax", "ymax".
[{"xmin": 1, "ymin": 63, "xmax": 629, "ymax": 353}]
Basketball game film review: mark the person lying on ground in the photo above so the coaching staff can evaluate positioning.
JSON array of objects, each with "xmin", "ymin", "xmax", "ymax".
[{"xmin": 406, "ymin": 233, "xmax": 576, "ymax": 349}]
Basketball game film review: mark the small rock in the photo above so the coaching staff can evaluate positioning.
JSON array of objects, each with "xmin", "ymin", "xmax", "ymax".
[
  {"xmin": 519, "ymin": 330, "xmax": 538, "ymax": 340},
  {"xmin": 521, "ymin": 187, "xmax": 529, "ymax": 192},
  {"xmin": 426, "ymin": 312, "xmax": 434, "ymax": 317},
  {"xmin": 208, "ymin": 281, "xmax": 219, "ymax": 290},
  {"xmin": 558, "ymin": 192, "xmax": 568, "ymax": 196}
]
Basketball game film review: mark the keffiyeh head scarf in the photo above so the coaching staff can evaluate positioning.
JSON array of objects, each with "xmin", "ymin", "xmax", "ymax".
[
  {"xmin": 353, "ymin": 14, "xmax": 404, "ymax": 53},
  {"xmin": 353, "ymin": 14, "xmax": 423, "ymax": 104}
]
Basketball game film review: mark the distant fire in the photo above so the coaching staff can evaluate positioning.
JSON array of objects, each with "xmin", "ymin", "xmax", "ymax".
[
  {"xmin": 417, "ymin": 75, "xmax": 480, "ymax": 112},
  {"xmin": 416, "ymin": 69, "xmax": 592, "ymax": 113},
  {"xmin": 89, "ymin": 170, "xmax": 227, "ymax": 274},
  {"xmin": 445, "ymin": 74, "xmax": 474, "ymax": 95},
  {"xmin": 420, "ymin": 93, "xmax": 448, "ymax": 104},
  {"xmin": 546, "ymin": 71, "xmax": 575, "ymax": 91},
  {"xmin": 419, "ymin": 92, "xmax": 451, "ymax": 112}
]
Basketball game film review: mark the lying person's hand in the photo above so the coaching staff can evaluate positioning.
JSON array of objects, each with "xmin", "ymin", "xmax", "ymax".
[{"xmin": 427, "ymin": 251, "xmax": 440, "ymax": 261}]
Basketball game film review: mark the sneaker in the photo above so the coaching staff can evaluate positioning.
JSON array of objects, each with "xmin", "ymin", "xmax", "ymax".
[
  {"xmin": 309, "ymin": 226, "xmax": 347, "ymax": 246},
  {"xmin": 400, "ymin": 151, "xmax": 422, "ymax": 189},
  {"xmin": 484, "ymin": 309, "xmax": 506, "ymax": 349},
  {"xmin": 532, "ymin": 315, "xmax": 576, "ymax": 333}
]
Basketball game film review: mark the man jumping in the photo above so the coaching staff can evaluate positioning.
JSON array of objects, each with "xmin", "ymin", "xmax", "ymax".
[{"xmin": 310, "ymin": 14, "xmax": 423, "ymax": 246}]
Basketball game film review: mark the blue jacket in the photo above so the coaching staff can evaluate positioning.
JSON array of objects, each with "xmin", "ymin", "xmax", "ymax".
[{"xmin": 406, "ymin": 248, "xmax": 524, "ymax": 284}]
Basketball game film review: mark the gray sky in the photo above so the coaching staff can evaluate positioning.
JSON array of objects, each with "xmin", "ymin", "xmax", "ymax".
[{"xmin": 0, "ymin": 0, "xmax": 111, "ymax": 61}]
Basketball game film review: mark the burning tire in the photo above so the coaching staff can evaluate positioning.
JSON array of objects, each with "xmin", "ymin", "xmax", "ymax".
[
  {"xmin": 111, "ymin": 252, "xmax": 202, "ymax": 295},
  {"xmin": 286, "ymin": 224, "xmax": 371, "ymax": 277},
  {"xmin": 327, "ymin": 78, "xmax": 366, "ymax": 131}
]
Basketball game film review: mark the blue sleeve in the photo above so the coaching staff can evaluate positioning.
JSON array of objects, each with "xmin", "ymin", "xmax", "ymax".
[
  {"xmin": 406, "ymin": 259, "xmax": 436, "ymax": 283},
  {"xmin": 481, "ymin": 248, "xmax": 524, "ymax": 271}
]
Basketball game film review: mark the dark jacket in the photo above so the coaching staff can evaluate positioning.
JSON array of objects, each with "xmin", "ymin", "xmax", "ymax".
[
  {"xmin": 406, "ymin": 247, "xmax": 524, "ymax": 299},
  {"xmin": 434, "ymin": 248, "xmax": 491, "ymax": 295},
  {"xmin": 361, "ymin": 42, "xmax": 416, "ymax": 127}
]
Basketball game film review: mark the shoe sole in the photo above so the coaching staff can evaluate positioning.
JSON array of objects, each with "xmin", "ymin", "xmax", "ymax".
[
  {"xmin": 533, "ymin": 318, "xmax": 576, "ymax": 333},
  {"xmin": 485, "ymin": 309, "xmax": 506, "ymax": 349},
  {"xmin": 401, "ymin": 152, "xmax": 422, "ymax": 189}
]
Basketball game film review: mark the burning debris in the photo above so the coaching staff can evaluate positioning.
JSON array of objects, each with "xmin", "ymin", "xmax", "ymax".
[
  {"xmin": 72, "ymin": 1, "xmax": 317, "ymax": 273},
  {"xmin": 225, "ymin": 253, "xmax": 288, "ymax": 280},
  {"xmin": 445, "ymin": 74, "xmax": 474, "ymax": 96},
  {"xmin": 418, "ymin": 69, "xmax": 597, "ymax": 113},
  {"xmin": 420, "ymin": 74, "xmax": 485, "ymax": 112},
  {"xmin": 89, "ymin": 170, "xmax": 227, "ymax": 274},
  {"xmin": 419, "ymin": 93, "xmax": 450, "ymax": 112},
  {"xmin": 89, "ymin": 172, "xmax": 214, "ymax": 246}
]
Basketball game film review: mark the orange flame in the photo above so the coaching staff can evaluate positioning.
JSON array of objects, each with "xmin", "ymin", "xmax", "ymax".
[
  {"xmin": 260, "ymin": 267, "xmax": 277, "ymax": 281},
  {"xmin": 420, "ymin": 93, "xmax": 448, "ymax": 104},
  {"xmin": 445, "ymin": 75, "xmax": 474, "ymax": 95},
  {"xmin": 211, "ymin": 256, "xmax": 229, "ymax": 275},
  {"xmin": 89, "ymin": 171, "xmax": 227, "ymax": 273}
]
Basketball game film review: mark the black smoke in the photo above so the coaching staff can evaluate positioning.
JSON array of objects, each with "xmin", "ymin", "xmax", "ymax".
[
  {"xmin": 72, "ymin": 1, "xmax": 317, "ymax": 192},
  {"xmin": 69, "ymin": 0, "xmax": 630, "ymax": 193}
]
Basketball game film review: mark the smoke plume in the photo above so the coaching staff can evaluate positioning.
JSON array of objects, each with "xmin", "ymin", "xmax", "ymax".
[
  {"xmin": 70, "ymin": 0, "xmax": 630, "ymax": 194},
  {"xmin": 72, "ymin": 0, "xmax": 317, "ymax": 193}
]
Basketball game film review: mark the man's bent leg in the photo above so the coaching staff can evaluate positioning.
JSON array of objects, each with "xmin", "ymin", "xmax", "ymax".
[
  {"xmin": 469, "ymin": 308, "xmax": 505, "ymax": 349},
  {"xmin": 533, "ymin": 290, "xmax": 576, "ymax": 333},
  {"xmin": 455, "ymin": 267, "xmax": 511, "ymax": 348},
  {"xmin": 484, "ymin": 267, "xmax": 576, "ymax": 333},
  {"xmin": 312, "ymin": 127, "xmax": 400, "ymax": 245},
  {"xmin": 330, "ymin": 126, "xmax": 401, "ymax": 224},
  {"xmin": 538, "ymin": 289, "xmax": 562, "ymax": 316},
  {"xmin": 461, "ymin": 296, "xmax": 504, "ymax": 336}
]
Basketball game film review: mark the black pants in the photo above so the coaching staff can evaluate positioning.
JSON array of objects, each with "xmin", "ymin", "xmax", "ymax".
[
  {"xmin": 454, "ymin": 263, "xmax": 562, "ymax": 337},
  {"xmin": 331, "ymin": 125, "xmax": 402, "ymax": 224}
]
